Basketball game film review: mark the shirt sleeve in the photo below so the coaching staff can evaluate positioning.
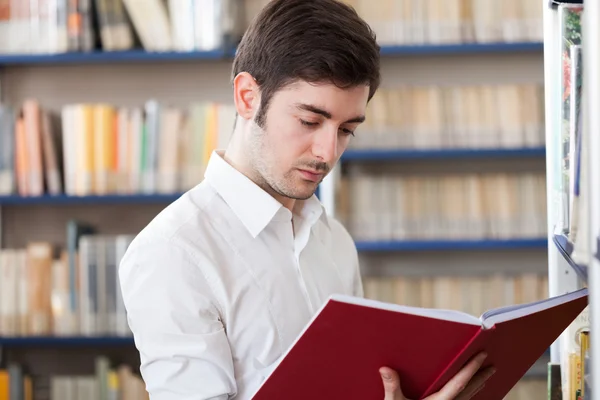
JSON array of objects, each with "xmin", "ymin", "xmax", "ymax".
[{"xmin": 119, "ymin": 237, "xmax": 237, "ymax": 400}]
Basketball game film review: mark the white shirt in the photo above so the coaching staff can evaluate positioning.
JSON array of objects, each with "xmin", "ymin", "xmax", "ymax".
[{"xmin": 119, "ymin": 150, "xmax": 364, "ymax": 400}]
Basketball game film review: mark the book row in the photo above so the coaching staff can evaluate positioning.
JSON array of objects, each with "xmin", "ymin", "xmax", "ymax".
[
  {"xmin": 0, "ymin": 229, "xmax": 133, "ymax": 337},
  {"xmin": 0, "ymin": 358, "xmax": 148, "ymax": 400},
  {"xmin": 0, "ymin": 100, "xmax": 235, "ymax": 198},
  {"xmin": 338, "ymin": 172, "xmax": 547, "ymax": 242},
  {"xmin": 0, "ymin": 355, "xmax": 545, "ymax": 400},
  {"xmin": 0, "ymin": 0, "xmax": 246, "ymax": 54},
  {"xmin": 350, "ymin": 83, "xmax": 545, "ymax": 150},
  {"xmin": 320, "ymin": 0, "xmax": 544, "ymax": 45},
  {"xmin": 559, "ymin": 307, "xmax": 590, "ymax": 400},
  {"xmin": 362, "ymin": 273, "xmax": 549, "ymax": 320},
  {"xmin": 0, "ymin": 0, "xmax": 544, "ymax": 56}
]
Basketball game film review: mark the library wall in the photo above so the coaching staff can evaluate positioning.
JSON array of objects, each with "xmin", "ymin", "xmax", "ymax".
[{"xmin": 0, "ymin": 0, "xmax": 552, "ymax": 399}]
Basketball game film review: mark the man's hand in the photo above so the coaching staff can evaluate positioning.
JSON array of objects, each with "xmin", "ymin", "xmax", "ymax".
[{"xmin": 379, "ymin": 352, "xmax": 495, "ymax": 400}]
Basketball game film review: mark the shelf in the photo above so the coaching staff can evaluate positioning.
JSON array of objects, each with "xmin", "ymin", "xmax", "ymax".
[
  {"xmin": 341, "ymin": 147, "xmax": 546, "ymax": 162},
  {"xmin": 0, "ymin": 42, "xmax": 543, "ymax": 66},
  {"xmin": 355, "ymin": 238, "xmax": 548, "ymax": 252},
  {"xmin": 552, "ymin": 233, "xmax": 588, "ymax": 281},
  {"xmin": 379, "ymin": 42, "xmax": 544, "ymax": 56},
  {"xmin": 0, "ymin": 336, "xmax": 135, "ymax": 347},
  {"xmin": 0, "ymin": 193, "xmax": 184, "ymax": 206},
  {"xmin": 0, "ymin": 49, "xmax": 230, "ymax": 66}
]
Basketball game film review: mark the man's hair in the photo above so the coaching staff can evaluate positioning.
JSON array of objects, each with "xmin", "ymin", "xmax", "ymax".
[{"xmin": 232, "ymin": 0, "xmax": 381, "ymax": 128}]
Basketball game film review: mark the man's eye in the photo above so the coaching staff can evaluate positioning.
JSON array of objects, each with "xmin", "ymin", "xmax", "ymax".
[
  {"xmin": 300, "ymin": 119, "xmax": 318, "ymax": 127},
  {"xmin": 341, "ymin": 128, "xmax": 355, "ymax": 136}
]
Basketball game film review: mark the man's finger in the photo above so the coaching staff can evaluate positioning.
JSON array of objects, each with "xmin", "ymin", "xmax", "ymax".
[
  {"xmin": 431, "ymin": 352, "xmax": 488, "ymax": 399},
  {"xmin": 380, "ymin": 367, "xmax": 404, "ymax": 400},
  {"xmin": 455, "ymin": 366, "xmax": 496, "ymax": 400}
]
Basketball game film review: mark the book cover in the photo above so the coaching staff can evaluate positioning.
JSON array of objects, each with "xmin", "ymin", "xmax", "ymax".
[{"xmin": 251, "ymin": 288, "xmax": 588, "ymax": 400}]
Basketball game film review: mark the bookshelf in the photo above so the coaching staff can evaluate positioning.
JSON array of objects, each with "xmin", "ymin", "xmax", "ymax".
[{"xmin": 0, "ymin": 0, "xmax": 551, "ymax": 399}]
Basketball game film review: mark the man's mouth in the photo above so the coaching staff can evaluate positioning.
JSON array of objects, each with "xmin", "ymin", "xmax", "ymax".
[{"xmin": 297, "ymin": 169, "xmax": 324, "ymax": 182}]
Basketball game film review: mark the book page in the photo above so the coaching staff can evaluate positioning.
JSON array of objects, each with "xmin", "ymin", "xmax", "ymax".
[
  {"xmin": 480, "ymin": 288, "xmax": 588, "ymax": 329},
  {"xmin": 329, "ymin": 294, "xmax": 481, "ymax": 326}
]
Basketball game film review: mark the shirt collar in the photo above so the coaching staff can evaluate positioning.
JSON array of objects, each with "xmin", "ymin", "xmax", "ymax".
[{"xmin": 204, "ymin": 151, "xmax": 329, "ymax": 238}]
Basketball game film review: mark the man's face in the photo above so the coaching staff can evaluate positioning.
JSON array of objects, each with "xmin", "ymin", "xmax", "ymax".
[{"xmin": 248, "ymin": 80, "xmax": 369, "ymax": 200}]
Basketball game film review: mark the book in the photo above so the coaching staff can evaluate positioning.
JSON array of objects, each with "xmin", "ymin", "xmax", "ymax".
[{"xmin": 251, "ymin": 287, "xmax": 588, "ymax": 400}]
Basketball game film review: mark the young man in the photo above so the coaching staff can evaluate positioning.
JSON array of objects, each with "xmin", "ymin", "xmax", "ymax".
[{"xmin": 119, "ymin": 1, "xmax": 494, "ymax": 399}]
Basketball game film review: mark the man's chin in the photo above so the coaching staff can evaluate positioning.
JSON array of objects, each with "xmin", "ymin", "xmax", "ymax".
[
  {"xmin": 288, "ymin": 189, "xmax": 317, "ymax": 201},
  {"xmin": 278, "ymin": 184, "xmax": 318, "ymax": 201}
]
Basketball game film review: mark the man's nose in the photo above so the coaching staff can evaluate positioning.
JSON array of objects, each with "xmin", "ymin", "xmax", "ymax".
[{"xmin": 311, "ymin": 127, "xmax": 338, "ymax": 164}]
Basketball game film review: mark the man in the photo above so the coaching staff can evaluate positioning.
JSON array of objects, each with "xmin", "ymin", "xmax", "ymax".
[{"xmin": 119, "ymin": 0, "xmax": 494, "ymax": 399}]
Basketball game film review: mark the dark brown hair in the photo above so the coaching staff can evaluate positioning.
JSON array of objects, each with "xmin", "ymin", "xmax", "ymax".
[{"xmin": 232, "ymin": 0, "xmax": 381, "ymax": 128}]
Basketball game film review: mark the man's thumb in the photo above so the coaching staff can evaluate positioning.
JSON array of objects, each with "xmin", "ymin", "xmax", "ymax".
[{"xmin": 380, "ymin": 367, "xmax": 404, "ymax": 400}]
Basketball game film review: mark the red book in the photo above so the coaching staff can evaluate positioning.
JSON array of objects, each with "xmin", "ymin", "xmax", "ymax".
[{"xmin": 251, "ymin": 288, "xmax": 588, "ymax": 400}]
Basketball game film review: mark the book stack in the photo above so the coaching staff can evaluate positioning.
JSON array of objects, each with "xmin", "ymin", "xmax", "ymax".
[
  {"xmin": 351, "ymin": 83, "xmax": 545, "ymax": 150},
  {"xmin": 339, "ymin": 0, "xmax": 543, "ymax": 45},
  {"xmin": 338, "ymin": 171, "xmax": 547, "ymax": 242},
  {"xmin": 0, "ymin": 100, "xmax": 236, "ymax": 197},
  {"xmin": 0, "ymin": 221, "xmax": 134, "ymax": 337}
]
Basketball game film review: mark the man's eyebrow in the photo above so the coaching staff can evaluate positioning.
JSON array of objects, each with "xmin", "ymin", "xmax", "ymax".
[{"xmin": 295, "ymin": 103, "xmax": 365, "ymax": 124}]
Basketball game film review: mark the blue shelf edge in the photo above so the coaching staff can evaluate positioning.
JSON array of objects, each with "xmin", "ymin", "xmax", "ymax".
[
  {"xmin": 341, "ymin": 147, "xmax": 546, "ymax": 161},
  {"xmin": 552, "ymin": 233, "xmax": 588, "ymax": 281},
  {"xmin": 379, "ymin": 42, "xmax": 543, "ymax": 55},
  {"xmin": 0, "ymin": 336, "xmax": 135, "ymax": 346},
  {"xmin": 0, "ymin": 42, "xmax": 544, "ymax": 66},
  {"xmin": 355, "ymin": 238, "xmax": 548, "ymax": 252},
  {"xmin": 0, "ymin": 49, "xmax": 229, "ymax": 65},
  {"xmin": 0, "ymin": 193, "xmax": 184, "ymax": 206}
]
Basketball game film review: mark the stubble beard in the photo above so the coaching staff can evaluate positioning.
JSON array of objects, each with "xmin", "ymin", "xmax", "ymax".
[{"xmin": 248, "ymin": 122, "xmax": 317, "ymax": 201}]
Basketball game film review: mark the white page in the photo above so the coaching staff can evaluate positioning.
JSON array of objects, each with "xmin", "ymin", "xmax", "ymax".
[
  {"xmin": 480, "ymin": 287, "xmax": 588, "ymax": 329},
  {"xmin": 329, "ymin": 294, "xmax": 482, "ymax": 326}
]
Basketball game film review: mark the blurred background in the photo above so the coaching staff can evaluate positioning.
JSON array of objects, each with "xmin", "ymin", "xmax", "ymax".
[{"xmin": 0, "ymin": 0, "xmax": 549, "ymax": 399}]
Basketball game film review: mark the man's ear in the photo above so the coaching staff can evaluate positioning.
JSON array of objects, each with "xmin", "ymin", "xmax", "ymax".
[{"xmin": 233, "ymin": 72, "xmax": 260, "ymax": 120}]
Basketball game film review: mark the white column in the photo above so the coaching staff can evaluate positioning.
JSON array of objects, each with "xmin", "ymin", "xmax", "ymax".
[
  {"xmin": 583, "ymin": 0, "xmax": 600, "ymax": 397},
  {"xmin": 543, "ymin": 0, "xmax": 580, "ymax": 364}
]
